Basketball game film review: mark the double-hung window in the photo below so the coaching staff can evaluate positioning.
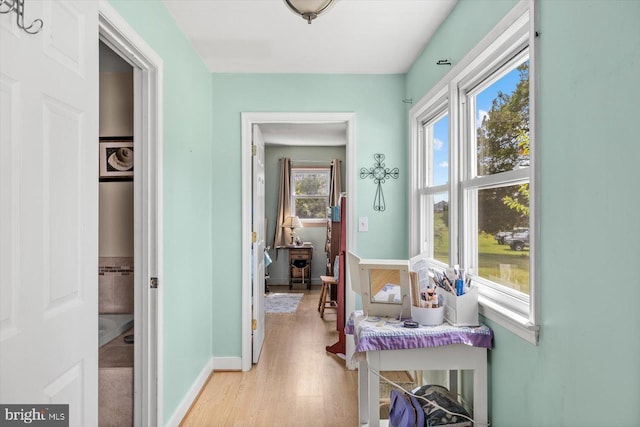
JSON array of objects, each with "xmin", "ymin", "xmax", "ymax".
[
  {"xmin": 417, "ymin": 97, "xmax": 450, "ymax": 266},
  {"xmin": 291, "ymin": 167, "xmax": 330, "ymax": 224},
  {"xmin": 410, "ymin": 2, "xmax": 537, "ymax": 343}
]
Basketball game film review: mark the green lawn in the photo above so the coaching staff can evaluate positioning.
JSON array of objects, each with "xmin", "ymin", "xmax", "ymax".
[
  {"xmin": 433, "ymin": 211, "xmax": 449, "ymax": 264},
  {"xmin": 433, "ymin": 212, "xmax": 529, "ymax": 293},
  {"xmin": 478, "ymin": 232, "xmax": 529, "ymax": 293}
]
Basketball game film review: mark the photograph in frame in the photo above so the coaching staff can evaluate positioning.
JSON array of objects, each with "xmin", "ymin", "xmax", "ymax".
[{"xmin": 99, "ymin": 137, "xmax": 133, "ymax": 181}]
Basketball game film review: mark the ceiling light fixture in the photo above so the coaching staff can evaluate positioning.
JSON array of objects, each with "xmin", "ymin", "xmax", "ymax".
[{"xmin": 283, "ymin": 0, "xmax": 336, "ymax": 24}]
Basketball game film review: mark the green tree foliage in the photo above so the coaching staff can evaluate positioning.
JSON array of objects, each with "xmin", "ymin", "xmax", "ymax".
[
  {"xmin": 294, "ymin": 172, "xmax": 328, "ymax": 219},
  {"xmin": 477, "ymin": 62, "xmax": 530, "ymax": 234},
  {"xmin": 477, "ymin": 63, "xmax": 529, "ymax": 174},
  {"xmin": 502, "ymin": 130, "xmax": 530, "ymax": 216}
]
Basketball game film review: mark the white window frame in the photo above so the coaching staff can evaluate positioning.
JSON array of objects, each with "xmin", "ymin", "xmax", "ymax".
[
  {"xmin": 290, "ymin": 167, "xmax": 331, "ymax": 225},
  {"xmin": 417, "ymin": 95, "xmax": 451, "ymax": 267},
  {"xmin": 409, "ymin": 0, "xmax": 539, "ymax": 344}
]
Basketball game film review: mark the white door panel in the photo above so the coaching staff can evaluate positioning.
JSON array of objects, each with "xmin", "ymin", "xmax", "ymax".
[
  {"xmin": 0, "ymin": 73, "xmax": 20, "ymax": 342},
  {"xmin": 252, "ymin": 124, "xmax": 266, "ymax": 363},
  {"xmin": 0, "ymin": 1, "xmax": 99, "ymax": 425}
]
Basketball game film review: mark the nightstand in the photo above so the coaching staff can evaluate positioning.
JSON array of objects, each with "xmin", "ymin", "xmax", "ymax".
[{"xmin": 287, "ymin": 245, "xmax": 313, "ymax": 290}]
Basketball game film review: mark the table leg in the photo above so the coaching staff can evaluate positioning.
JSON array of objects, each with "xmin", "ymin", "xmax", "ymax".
[
  {"xmin": 367, "ymin": 357, "xmax": 380, "ymax": 426},
  {"xmin": 473, "ymin": 352, "xmax": 488, "ymax": 425},
  {"xmin": 358, "ymin": 360, "xmax": 369, "ymax": 425}
]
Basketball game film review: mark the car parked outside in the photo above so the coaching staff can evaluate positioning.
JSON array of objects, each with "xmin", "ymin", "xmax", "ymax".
[
  {"xmin": 494, "ymin": 227, "xmax": 528, "ymax": 245},
  {"xmin": 505, "ymin": 229, "xmax": 529, "ymax": 251}
]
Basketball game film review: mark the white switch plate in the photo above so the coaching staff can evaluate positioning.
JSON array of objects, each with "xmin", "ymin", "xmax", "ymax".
[{"xmin": 358, "ymin": 216, "xmax": 368, "ymax": 232}]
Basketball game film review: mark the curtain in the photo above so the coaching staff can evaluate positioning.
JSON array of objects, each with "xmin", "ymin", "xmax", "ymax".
[
  {"xmin": 273, "ymin": 157, "xmax": 292, "ymax": 251},
  {"xmin": 325, "ymin": 159, "xmax": 342, "ymax": 253}
]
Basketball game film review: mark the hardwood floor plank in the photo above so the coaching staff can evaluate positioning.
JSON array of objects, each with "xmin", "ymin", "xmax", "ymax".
[{"xmin": 180, "ymin": 286, "xmax": 358, "ymax": 427}]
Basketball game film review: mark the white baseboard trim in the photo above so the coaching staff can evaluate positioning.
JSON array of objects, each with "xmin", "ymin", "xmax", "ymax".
[
  {"xmin": 266, "ymin": 275, "xmax": 288, "ymax": 285},
  {"xmin": 213, "ymin": 356, "xmax": 242, "ymax": 371},
  {"xmin": 165, "ymin": 357, "xmax": 213, "ymax": 427},
  {"xmin": 267, "ymin": 278, "xmax": 321, "ymax": 286}
]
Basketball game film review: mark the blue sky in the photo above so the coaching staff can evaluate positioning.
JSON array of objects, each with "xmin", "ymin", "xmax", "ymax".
[{"xmin": 431, "ymin": 63, "xmax": 525, "ymax": 197}]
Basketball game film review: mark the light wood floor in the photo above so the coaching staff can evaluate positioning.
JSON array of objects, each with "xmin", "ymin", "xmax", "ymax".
[{"xmin": 180, "ymin": 285, "xmax": 359, "ymax": 427}]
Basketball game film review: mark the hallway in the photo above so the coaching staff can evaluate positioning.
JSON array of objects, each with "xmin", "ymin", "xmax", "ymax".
[{"xmin": 180, "ymin": 286, "xmax": 359, "ymax": 426}]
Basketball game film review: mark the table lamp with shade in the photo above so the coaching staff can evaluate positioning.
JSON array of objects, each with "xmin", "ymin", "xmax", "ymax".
[{"xmin": 282, "ymin": 215, "xmax": 303, "ymax": 245}]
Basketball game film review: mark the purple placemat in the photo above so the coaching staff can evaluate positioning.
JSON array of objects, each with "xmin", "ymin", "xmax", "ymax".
[{"xmin": 346, "ymin": 311, "xmax": 493, "ymax": 352}]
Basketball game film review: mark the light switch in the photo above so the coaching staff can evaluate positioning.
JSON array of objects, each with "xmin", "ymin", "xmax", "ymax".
[{"xmin": 358, "ymin": 216, "xmax": 368, "ymax": 232}]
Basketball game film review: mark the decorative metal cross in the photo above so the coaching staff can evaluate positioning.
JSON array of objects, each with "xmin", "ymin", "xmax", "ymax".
[{"xmin": 360, "ymin": 153, "xmax": 399, "ymax": 212}]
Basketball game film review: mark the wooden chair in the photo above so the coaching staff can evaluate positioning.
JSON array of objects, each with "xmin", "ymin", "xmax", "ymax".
[{"xmin": 318, "ymin": 275, "xmax": 338, "ymax": 318}]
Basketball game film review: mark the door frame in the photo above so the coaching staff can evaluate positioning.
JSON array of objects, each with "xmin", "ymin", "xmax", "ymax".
[
  {"xmin": 240, "ymin": 112, "xmax": 356, "ymax": 372},
  {"xmin": 251, "ymin": 124, "xmax": 266, "ymax": 364},
  {"xmin": 99, "ymin": 2, "xmax": 163, "ymax": 425}
]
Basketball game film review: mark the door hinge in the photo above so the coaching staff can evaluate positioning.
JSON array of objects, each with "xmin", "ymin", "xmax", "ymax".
[
  {"xmin": 252, "ymin": 231, "xmax": 257, "ymax": 243},
  {"xmin": 150, "ymin": 277, "xmax": 158, "ymax": 289},
  {"xmin": 252, "ymin": 319, "xmax": 257, "ymax": 330},
  {"xmin": 251, "ymin": 144, "xmax": 256, "ymax": 156}
]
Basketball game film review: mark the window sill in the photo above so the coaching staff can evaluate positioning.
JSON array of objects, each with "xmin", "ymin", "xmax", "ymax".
[
  {"xmin": 299, "ymin": 220, "xmax": 325, "ymax": 228},
  {"xmin": 478, "ymin": 295, "xmax": 539, "ymax": 345}
]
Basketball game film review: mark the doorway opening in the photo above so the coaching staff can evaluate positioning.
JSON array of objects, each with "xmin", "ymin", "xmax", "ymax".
[
  {"xmin": 98, "ymin": 40, "xmax": 135, "ymax": 426},
  {"xmin": 241, "ymin": 112, "xmax": 357, "ymax": 372},
  {"xmin": 262, "ymin": 130, "xmax": 345, "ymax": 290},
  {"xmin": 99, "ymin": 3, "xmax": 163, "ymax": 425}
]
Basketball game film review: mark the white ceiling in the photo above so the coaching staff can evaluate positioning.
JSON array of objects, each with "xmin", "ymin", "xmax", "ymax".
[{"xmin": 163, "ymin": 0, "xmax": 458, "ymax": 74}]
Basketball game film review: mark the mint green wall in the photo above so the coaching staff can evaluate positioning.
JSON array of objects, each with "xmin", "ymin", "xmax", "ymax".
[
  {"xmin": 105, "ymin": 0, "xmax": 640, "ymax": 424},
  {"xmin": 211, "ymin": 74, "xmax": 407, "ymax": 356},
  {"xmin": 407, "ymin": 0, "xmax": 640, "ymax": 425},
  {"xmin": 264, "ymin": 145, "xmax": 346, "ymax": 285},
  {"xmin": 107, "ymin": 1, "xmax": 214, "ymax": 422},
  {"xmin": 405, "ymin": 0, "xmax": 518, "ymax": 102}
]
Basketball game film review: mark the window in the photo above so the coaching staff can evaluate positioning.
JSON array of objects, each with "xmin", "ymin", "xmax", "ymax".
[
  {"xmin": 418, "ymin": 104, "xmax": 450, "ymax": 265},
  {"xmin": 291, "ymin": 168, "xmax": 330, "ymax": 223},
  {"xmin": 462, "ymin": 54, "xmax": 531, "ymax": 296},
  {"xmin": 410, "ymin": 2, "xmax": 537, "ymax": 343}
]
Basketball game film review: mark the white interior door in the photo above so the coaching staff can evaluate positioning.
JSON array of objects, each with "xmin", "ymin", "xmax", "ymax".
[
  {"xmin": 0, "ymin": 1, "xmax": 99, "ymax": 425},
  {"xmin": 252, "ymin": 124, "xmax": 266, "ymax": 363}
]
